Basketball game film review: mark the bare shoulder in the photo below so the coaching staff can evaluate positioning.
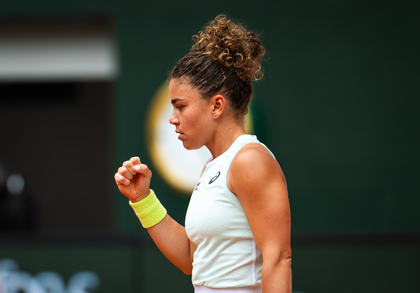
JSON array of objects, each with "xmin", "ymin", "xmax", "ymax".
[
  {"xmin": 232, "ymin": 143, "xmax": 285, "ymax": 180},
  {"xmin": 228, "ymin": 143, "xmax": 286, "ymax": 196}
]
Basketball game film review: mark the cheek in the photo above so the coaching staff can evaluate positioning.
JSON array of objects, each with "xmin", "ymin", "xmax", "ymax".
[
  {"xmin": 194, "ymin": 112, "xmax": 212, "ymax": 129},
  {"xmin": 189, "ymin": 106, "xmax": 209, "ymax": 124}
]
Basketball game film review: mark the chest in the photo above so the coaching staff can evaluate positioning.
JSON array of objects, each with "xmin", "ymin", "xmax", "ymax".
[{"xmin": 185, "ymin": 167, "xmax": 251, "ymax": 244}]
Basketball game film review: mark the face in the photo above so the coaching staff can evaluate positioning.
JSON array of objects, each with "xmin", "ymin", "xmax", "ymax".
[{"xmin": 169, "ymin": 78, "xmax": 215, "ymax": 150}]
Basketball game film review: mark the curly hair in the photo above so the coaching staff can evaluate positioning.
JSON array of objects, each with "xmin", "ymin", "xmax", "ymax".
[
  {"xmin": 196, "ymin": 15, "xmax": 264, "ymax": 81},
  {"xmin": 170, "ymin": 14, "xmax": 265, "ymax": 118}
]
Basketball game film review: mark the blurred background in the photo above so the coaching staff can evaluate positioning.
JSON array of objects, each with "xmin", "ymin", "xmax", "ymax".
[{"xmin": 0, "ymin": 0, "xmax": 419, "ymax": 292}]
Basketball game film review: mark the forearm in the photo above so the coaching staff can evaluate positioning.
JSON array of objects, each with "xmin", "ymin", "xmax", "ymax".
[
  {"xmin": 261, "ymin": 257, "xmax": 292, "ymax": 293},
  {"xmin": 128, "ymin": 190, "xmax": 193, "ymax": 274},
  {"xmin": 147, "ymin": 215, "xmax": 193, "ymax": 274}
]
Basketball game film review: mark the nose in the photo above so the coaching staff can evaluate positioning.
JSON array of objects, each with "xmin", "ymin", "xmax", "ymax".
[{"xmin": 169, "ymin": 109, "xmax": 179, "ymax": 125}]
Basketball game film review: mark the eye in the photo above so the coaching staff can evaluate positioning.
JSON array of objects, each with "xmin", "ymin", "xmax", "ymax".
[{"xmin": 176, "ymin": 105, "xmax": 184, "ymax": 110}]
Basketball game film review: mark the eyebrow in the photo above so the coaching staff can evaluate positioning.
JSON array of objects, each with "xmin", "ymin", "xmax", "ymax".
[{"xmin": 171, "ymin": 98, "xmax": 186, "ymax": 104}]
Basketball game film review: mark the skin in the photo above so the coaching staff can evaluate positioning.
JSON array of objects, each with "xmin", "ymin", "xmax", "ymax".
[{"xmin": 115, "ymin": 77, "xmax": 292, "ymax": 292}]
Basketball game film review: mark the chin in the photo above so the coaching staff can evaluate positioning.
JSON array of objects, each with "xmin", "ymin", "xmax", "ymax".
[{"xmin": 182, "ymin": 141, "xmax": 201, "ymax": 151}]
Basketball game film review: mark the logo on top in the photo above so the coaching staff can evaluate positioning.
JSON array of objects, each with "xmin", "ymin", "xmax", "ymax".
[
  {"xmin": 194, "ymin": 182, "xmax": 201, "ymax": 191},
  {"xmin": 209, "ymin": 172, "xmax": 221, "ymax": 184}
]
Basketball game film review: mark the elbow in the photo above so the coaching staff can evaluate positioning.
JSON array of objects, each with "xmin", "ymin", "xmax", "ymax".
[
  {"xmin": 281, "ymin": 249, "xmax": 292, "ymax": 264},
  {"xmin": 276, "ymin": 253, "xmax": 292, "ymax": 268},
  {"xmin": 262, "ymin": 254, "xmax": 292, "ymax": 276},
  {"xmin": 280, "ymin": 249, "xmax": 292, "ymax": 266},
  {"xmin": 263, "ymin": 248, "xmax": 292, "ymax": 268},
  {"xmin": 283, "ymin": 256, "xmax": 292, "ymax": 267}
]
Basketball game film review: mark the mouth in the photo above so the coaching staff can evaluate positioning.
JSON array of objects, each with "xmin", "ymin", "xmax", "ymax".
[{"xmin": 175, "ymin": 130, "xmax": 184, "ymax": 140}]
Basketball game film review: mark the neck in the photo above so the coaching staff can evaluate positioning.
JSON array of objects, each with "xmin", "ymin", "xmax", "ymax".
[{"xmin": 205, "ymin": 116, "xmax": 246, "ymax": 159}]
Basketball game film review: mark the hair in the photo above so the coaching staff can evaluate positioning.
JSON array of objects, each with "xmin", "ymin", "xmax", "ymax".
[{"xmin": 170, "ymin": 14, "xmax": 265, "ymax": 118}]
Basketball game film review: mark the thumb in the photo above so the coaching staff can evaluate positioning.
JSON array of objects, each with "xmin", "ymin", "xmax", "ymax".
[{"xmin": 134, "ymin": 164, "xmax": 152, "ymax": 180}]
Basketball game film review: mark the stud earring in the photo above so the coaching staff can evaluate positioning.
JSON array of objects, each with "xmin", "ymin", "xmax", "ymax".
[{"xmin": 214, "ymin": 114, "xmax": 217, "ymax": 117}]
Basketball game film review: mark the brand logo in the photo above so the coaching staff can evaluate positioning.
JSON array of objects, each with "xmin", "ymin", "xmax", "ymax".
[
  {"xmin": 209, "ymin": 172, "xmax": 221, "ymax": 184},
  {"xmin": 194, "ymin": 182, "xmax": 201, "ymax": 191}
]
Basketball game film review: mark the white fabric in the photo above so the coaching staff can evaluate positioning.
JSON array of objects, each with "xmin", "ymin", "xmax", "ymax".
[{"xmin": 186, "ymin": 135, "xmax": 273, "ymax": 289}]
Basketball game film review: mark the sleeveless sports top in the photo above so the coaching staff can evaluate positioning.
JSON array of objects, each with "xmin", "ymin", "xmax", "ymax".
[{"xmin": 185, "ymin": 134, "xmax": 273, "ymax": 289}]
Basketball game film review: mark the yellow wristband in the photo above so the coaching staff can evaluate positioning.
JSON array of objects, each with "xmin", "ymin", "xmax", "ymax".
[{"xmin": 129, "ymin": 190, "xmax": 167, "ymax": 228}]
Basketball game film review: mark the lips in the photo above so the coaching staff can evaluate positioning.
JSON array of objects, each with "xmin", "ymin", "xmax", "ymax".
[{"xmin": 175, "ymin": 130, "xmax": 184, "ymax": 140}]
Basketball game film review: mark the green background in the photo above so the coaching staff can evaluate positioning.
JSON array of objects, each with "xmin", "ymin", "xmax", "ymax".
[
  {"xmin": 1, "ymin": 240, "xmax": 419, "ymax": 292},
  {"xmin": 0, "ymin": 0, "xmax": 419, "ymax": 292}
]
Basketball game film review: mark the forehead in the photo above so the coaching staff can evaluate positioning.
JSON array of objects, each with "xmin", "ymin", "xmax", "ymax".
[{"xmin": 169, "ymin": 78, "xmax": 202, "ymax": 102}]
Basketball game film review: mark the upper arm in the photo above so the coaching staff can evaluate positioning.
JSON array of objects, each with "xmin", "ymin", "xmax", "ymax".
[{"xmin": 228, "ymin": 144, "xmax": 291, "ymax": 260}]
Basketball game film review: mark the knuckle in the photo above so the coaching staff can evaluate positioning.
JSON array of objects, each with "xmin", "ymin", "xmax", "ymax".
[
  {"xmin": 115, "ymin": 174, "xmax": 123, "ymax": 184},
  {"xmin": 116, "ymin": 175, "xmax": 130, "ymax": 186}
]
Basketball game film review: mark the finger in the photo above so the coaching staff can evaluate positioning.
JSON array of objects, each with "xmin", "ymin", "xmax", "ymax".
[
  {"xmin": 123, "ymin": 160, "xmax": 137, "ymax": 176},
  {"xmin": 135, "ymin": 164, "xmax": 152, "ymax": 180},
  {"xmin": 118, "ymin": 166, "xmax": 133, "ymax": 180},
  {"xmin": 130, "ymin": 156, "xmax": 141, "ymax": 166},
  {"xmin": 114, "ymin": 173, "xmax": 130, "ymax": 187}
]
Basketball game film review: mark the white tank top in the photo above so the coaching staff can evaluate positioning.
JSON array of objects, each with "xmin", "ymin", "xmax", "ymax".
[{"xmin": 185, "ymin": 134, "xmax": 273, "ymax": 289}]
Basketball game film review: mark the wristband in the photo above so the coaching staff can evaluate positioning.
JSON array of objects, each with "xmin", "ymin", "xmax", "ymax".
[{"xmin": 129, "ymin": 190, "xmax": 167, "ymax": 228}]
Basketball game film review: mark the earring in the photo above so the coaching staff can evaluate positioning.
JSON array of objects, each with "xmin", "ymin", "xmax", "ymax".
[{"xmin": 214, "ymin": 114, "xmax": 217, "ymax": 117}]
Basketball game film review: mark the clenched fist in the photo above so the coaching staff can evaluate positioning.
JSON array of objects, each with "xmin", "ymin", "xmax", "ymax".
[{"xmin": 114, "ymin": 156, "xmax": 152, "ymax": 202}]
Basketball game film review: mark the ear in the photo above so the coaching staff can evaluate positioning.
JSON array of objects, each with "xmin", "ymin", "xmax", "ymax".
[{"xmin": 211, "ymin": 94, "xmax": 226, "ymax": 119}]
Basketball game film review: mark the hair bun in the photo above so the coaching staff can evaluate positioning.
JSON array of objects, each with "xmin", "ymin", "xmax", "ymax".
[{"xmin": 193, "ymin": 15, "xmax": 265, "ymax": 81}]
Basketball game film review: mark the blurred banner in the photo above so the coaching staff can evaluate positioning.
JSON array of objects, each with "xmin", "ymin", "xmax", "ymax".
[{"xmin": 0, "ymin": 17, "xmax": 118, "ymax": 82}]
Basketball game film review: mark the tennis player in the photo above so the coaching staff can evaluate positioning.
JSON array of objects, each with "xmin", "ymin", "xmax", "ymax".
[{"xmin": 115, "ymin": 14, "xmax": 292, "ymax": 293}]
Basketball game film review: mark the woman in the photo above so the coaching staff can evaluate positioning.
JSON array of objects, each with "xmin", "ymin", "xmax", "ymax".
[{"xmin": 115, "ymin": 15, "xmax": 292, "ymax": 293}]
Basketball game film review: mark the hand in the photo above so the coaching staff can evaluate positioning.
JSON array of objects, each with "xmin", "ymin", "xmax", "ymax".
[{"xmin": 114, "ymin": 156, "xmax": 152, "ymax": 202}]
